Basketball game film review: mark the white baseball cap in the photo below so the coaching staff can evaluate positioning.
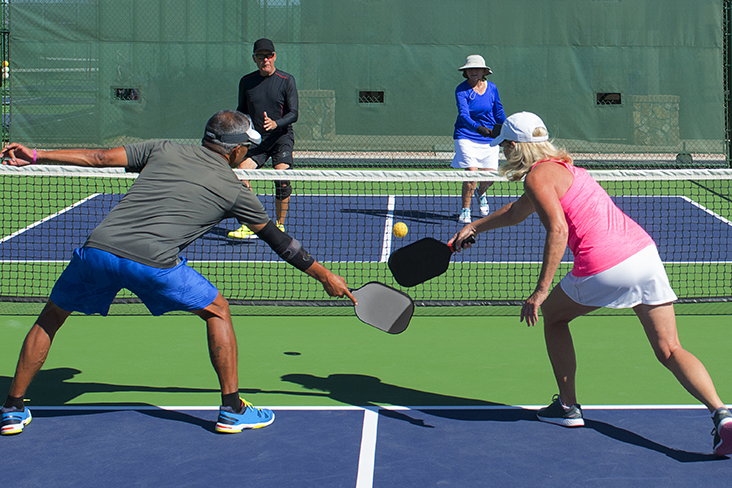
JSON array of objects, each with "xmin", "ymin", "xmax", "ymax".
[
  {"xmin": 458, "ymin": 55, "xmax": 493, "ymax": 75},
  {"xmin": 490, "ymin": 112, "xmax": 549, "ymax": 146}
]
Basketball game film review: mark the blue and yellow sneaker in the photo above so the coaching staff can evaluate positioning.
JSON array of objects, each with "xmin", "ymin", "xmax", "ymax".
[
  {"xmin": 227, "ymin": 223, "xmax": 285, "ymax": 240},
  {"xmin": 215, "ymin": 400, "xmax": 275, "ymax": 433},
  {"xmin": 227, "ymin": 225, "xmax": 257, "ymax": 240},
  {"xmin": 1, "ymin": 406, "xmax": 32, "ymax": 435}
]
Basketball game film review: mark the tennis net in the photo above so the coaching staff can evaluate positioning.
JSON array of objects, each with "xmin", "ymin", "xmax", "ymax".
[{"xmin": 1, "ymin": 164, "xmax": 731, "ymax": 315}]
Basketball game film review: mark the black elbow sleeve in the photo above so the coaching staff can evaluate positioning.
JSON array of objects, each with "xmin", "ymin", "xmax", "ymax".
[{"xmin": 256, "ymin": 220, "xmax": 314, "ymax": 272}]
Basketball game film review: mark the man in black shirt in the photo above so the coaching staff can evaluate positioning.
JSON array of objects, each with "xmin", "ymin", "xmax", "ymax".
[
  {"xmin": 228, "ymin": 38, "xmax": 299, "ymax": 240},
  {"xmin": 0, "ymin": 110, "xmax": 355, "ymax": 436}
]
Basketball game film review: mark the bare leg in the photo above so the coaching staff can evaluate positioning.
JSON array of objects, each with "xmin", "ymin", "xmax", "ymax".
[
  {"xmin": 275, "ymin": 196, "xmax": 289, "ymax": 225},
  {"xmin": 540, "ymin": 286, "xmax": 598, "ymax": 406},
  {"xmin": 461, "ymin": 166, "xmax": 479, "ymax": 209},
  {"xmin": 476, "ymin": 168, "xmax": 496, "ymax": 198},
  {"xmin": 192, "ymin": 292, "xmax": 238, "ymax": 396},
  {"xmin": 635, "ymin": 303, "xmax": 724, "ymax": 412},
  {"xmin": 477, "ymin": 180, "xmax": 493, "ymax": 196},
  {"xmin": 8, "ymin": 300, "xmax": 71, "ymax": 399},
  {"xmin": 461, "ymin": 181, "xmax": 477, "ymax": 208}
]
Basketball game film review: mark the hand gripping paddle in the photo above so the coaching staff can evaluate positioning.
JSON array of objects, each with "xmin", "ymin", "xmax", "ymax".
[
  {"xmin": 388, "ymin": 236, "xmax": 475, "ymax": 288},
  {"xmin": 351, "ymin": 282, "xmax": 414, "ymax": 334}
]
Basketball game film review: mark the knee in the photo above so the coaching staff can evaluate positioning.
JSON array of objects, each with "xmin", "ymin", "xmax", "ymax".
[
  {"xmin": 212, "ymin": 293, "xmax": 231, "ymax": 316},
  {"xmin": 275, "ymin": 180, "xmax": 292, "ymax": 200},
  {"xmin": 37, "ymin": 300, "xmax": 70, "ymax": 341},
  {"xmin": 197, "ymin": 293, "xmax": 231, "ymax": 322},
  {"xmin": 652, "ymin": 341, "xmax": 682, "ymax": 368}
]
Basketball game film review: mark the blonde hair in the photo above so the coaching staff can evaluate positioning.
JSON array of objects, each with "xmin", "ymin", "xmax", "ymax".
[{"xmin": 498, "ymin": 127, "xmax": 572, "ymax": 181}]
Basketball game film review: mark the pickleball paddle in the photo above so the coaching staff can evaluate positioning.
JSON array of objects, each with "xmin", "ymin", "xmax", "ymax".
[
  {"xmin": 351, "ymin": 282, "xmax": 414, "ymax": 334},
  {"xmin": 388, "ymin": 236, "xmax": 475, "ymax": 287}
]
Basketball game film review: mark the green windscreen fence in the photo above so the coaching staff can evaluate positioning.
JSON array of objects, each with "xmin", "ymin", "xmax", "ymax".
[{"xmin": 2, "ymin": 0, "xmax": 730, "ymax": 165}]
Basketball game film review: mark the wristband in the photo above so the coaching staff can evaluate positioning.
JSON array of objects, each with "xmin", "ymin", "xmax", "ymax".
[{"xmin": 32, "ymin": 149, "xmax": 37, "ymax": 164}]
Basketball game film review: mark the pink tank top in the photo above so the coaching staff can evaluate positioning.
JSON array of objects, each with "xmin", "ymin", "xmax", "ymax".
[{"xmin": 533, "ymin": 159, "xmax": 655, "ymax": 277}]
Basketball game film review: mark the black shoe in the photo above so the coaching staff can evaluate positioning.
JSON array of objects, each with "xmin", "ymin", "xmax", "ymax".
[
  {"xmin": 712, "ymin": 407, "xmax": 732, "ymax": 456},
  {"xmin": 537, "ymin": 394, "xmax": 584, "ymax": 427}
]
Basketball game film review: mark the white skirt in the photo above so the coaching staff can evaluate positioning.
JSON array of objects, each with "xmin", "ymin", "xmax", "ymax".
[
  {"xmin": 451, "ymin": 138, "xmax": 500, "ymax": 170},
  {"xmin": 560, "ymin": 245, "xmax": 678, "ymax": 309}
]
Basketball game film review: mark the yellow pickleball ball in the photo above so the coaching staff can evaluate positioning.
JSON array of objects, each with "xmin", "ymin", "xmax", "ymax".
[{"xmin": 393, "ymin": 222, "xmax": 408, "ymax": 238}]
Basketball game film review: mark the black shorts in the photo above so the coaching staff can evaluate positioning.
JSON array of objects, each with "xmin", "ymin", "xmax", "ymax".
[{"xmin": 248, "ymin": 134, "xmax": 294, "ymax": 169}]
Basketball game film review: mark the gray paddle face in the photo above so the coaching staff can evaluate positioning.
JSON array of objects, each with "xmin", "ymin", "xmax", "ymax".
[{"xmin": 352, "ymin": 282, "xmax": 414, "ymax": 334}]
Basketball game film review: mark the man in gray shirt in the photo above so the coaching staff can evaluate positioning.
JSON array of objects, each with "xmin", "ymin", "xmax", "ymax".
[{"xmin": 0, "ymin": 110, "xmax": 355, "ymax": 436}]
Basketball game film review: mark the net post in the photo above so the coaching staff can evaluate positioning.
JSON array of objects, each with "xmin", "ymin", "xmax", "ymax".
[{"xmin": 725, "ymin": 0, "xmax": 732, "ymax": 167}]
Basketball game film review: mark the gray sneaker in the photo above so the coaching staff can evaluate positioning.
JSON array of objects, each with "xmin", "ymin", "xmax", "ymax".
[
  {"xmin": 537, "ymin": 394, "xmax": 584, "ymax": 427},
  {"xmin": 712, "ymin": 407, "xmax": 732, "ymax": 456}
]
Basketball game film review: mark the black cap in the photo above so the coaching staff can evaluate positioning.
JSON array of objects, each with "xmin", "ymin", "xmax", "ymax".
[{"xmin": 253, "ymin": 38, "xmax": 275, "ymax": 53}]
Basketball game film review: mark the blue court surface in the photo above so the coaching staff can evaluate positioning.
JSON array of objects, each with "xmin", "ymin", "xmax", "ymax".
[
  {"xmin": 2, "ymin": 406, "xmax": 731, "ymax": 487},
  {"xmin": 2, "ymin": 194, "xmax": 731, "ymax": 264}
]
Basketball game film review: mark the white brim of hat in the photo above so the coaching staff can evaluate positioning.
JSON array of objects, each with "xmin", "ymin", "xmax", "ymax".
[
  {"xmin": 242, "ymin": 114, "xmax": 262, "ymax": 144},
  {"xmin": 489, "ymin": 134, "xmax": 505, "ymax": 147},
  {"xmin": 459, "ymin": 64, "xmax": 493, "ymax": 74},
  {"xmin": 247, "ymin": 126, "xmax": 262, "ymax": 145},
  {"xmin": 490, "ymin": 133, "xmax": 549, "ymax": 147}
]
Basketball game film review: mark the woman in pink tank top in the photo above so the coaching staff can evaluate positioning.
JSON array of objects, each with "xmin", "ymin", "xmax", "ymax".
[{"xmin": 449, "ymin": 112, "xmax": 731, "ymax": 455}]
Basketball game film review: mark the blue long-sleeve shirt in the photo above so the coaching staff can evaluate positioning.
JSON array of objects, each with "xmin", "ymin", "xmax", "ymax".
[{"xmin": 453, "ymin": 80, "xmax": 505, "ymax": 143}]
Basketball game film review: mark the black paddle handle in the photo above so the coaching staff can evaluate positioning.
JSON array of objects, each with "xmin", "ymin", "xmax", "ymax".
[{"xmin": 449, "ymin": 235, "xmax": 475, "ymax": 252}]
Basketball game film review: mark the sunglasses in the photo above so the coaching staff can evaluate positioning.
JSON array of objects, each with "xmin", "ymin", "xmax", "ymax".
[{"xmin": 254, "ymin": 52, "xmax": 275, "ymax": 61}]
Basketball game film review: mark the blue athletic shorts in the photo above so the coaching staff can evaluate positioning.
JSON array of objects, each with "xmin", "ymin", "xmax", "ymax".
[{"xmin": 49, "ymin": 247, "xmax": 219, "ymax": 316}]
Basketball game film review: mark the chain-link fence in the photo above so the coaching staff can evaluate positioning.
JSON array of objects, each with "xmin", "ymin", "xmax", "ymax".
[{"xmin": 2, "ymin": 0, "xmax": 731, "ymax": 168}]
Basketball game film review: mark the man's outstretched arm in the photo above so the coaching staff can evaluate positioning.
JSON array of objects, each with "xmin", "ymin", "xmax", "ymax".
[{"xmin": 2, "ymin": 143, "xmax": 128, "ymax": 168}]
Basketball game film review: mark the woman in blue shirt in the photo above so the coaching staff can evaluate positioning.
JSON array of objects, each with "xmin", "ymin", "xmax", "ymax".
[{"xmin": 452, "ymin": 55, "xmax": 506, "ymax": 223}]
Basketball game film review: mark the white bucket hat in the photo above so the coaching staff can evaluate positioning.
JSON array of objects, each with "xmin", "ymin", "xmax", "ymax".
[
  {"xmin": 490, "ymin": 112, "xmax": 549, "ymax": 146},
  {"xmin": 458, "ymin": 55, "xmax": 493, "ymax": 75}
]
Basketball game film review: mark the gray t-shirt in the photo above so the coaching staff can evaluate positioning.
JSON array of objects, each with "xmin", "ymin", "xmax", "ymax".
[{"xmin": 84, "ymin": 140, "xmax": 270, "ymax": 268}]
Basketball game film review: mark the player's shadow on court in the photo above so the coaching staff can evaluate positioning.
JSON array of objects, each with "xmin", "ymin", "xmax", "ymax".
[
  {"xmin": 583, "ymin": 419, "xmax": 723, "ymax": 463},
  {"xmin": 241, "ymin": 373, "xmax": 722, "ymax": 462},
  {"xmin": 242, "ymin": 372, "xmax": 525, "ymax": 429},
  {"xmin": 0, "ymin": 367, "xmax": 220, "ymax": 431}
]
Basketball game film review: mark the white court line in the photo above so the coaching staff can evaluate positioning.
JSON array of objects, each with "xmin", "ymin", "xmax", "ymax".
[
  {"xmin": 379, "ymin": 195, "xmax": 396, "ymax": 262},
  {"xmin": 681, "ymin": 196, "xmax": 732, "ymax": 227},
  {"xmin": 355, "ymin": 408, "xmax": 379, "ymax": 488},
  {"xmin": 1, "ymin": 193, "xmax": 102, "ymax": 244},
  {"xmin": 25, "ymin": 404, "xmax": 712, "ymax": 411}
]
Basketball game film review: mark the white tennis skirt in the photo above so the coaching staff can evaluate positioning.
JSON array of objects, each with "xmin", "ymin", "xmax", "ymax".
[
  {"xmin": 451, "ymin": 138, "xmax": 500, "ymax": 170},
  {"xmin": 560, "ymin": 245, "xmax": 678, "ymax": 309}
]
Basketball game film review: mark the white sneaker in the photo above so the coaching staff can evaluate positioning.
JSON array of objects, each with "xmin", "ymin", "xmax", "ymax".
[
  {"xmin": 479, "ymin": 193, "xmax": 490, "ymax": 216},
  {"xmin": 458, "ymin": 208, "xmax": 471, "ymax": 224}
]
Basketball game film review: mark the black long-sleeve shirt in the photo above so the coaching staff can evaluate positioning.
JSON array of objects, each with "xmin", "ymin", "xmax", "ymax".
[{"xmin": 237, "ymin": 69, "xmax": 298, "ymax": 144}]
